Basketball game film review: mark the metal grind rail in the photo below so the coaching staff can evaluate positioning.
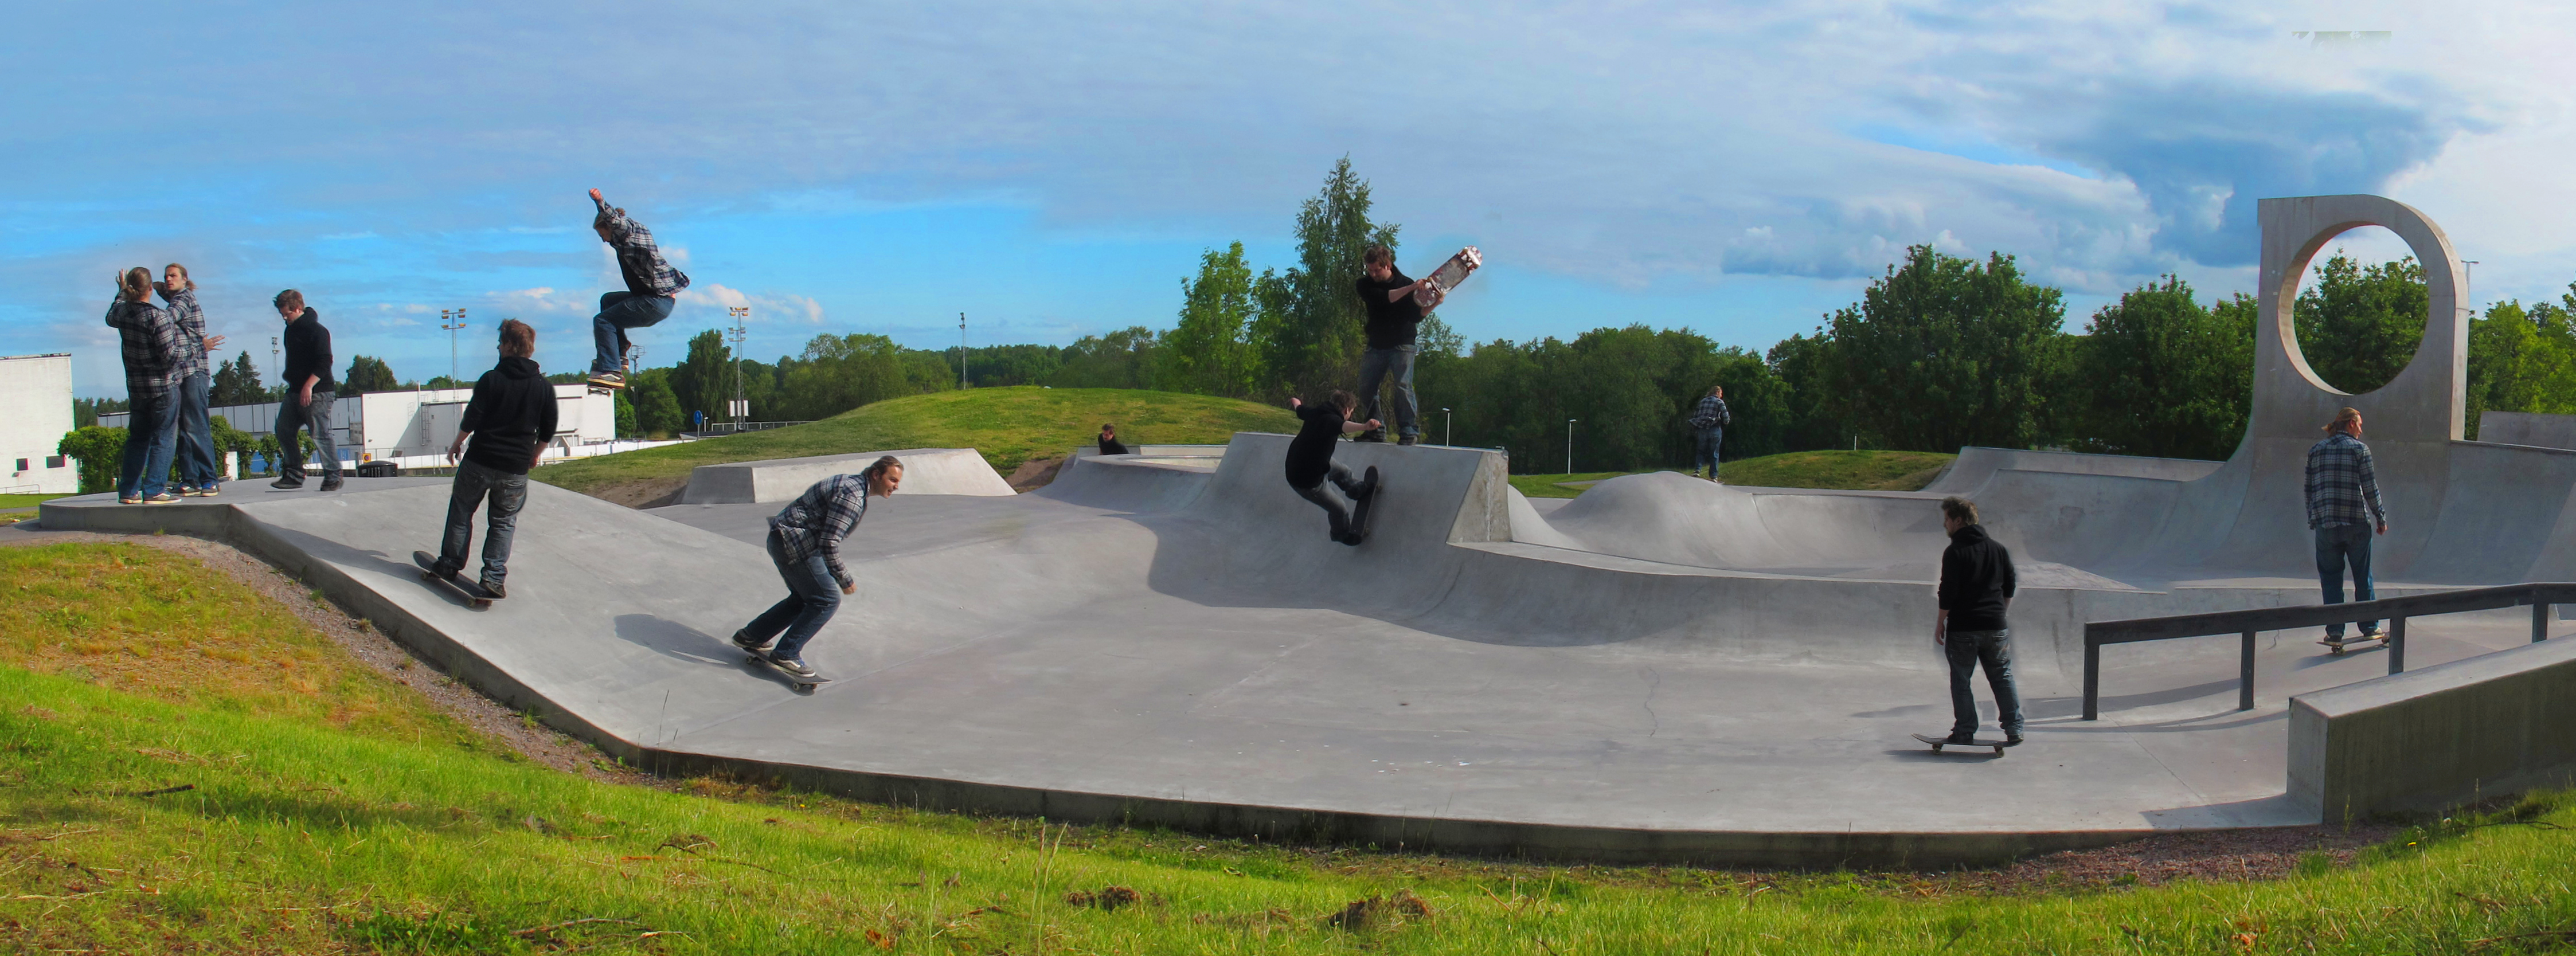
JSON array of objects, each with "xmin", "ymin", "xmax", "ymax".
[{"xmin": 2081, "ymin": 582, "xmax": 2576, "ymax": 721}]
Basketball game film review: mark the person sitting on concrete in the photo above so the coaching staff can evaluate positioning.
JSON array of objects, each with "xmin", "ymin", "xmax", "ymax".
[
  {"xmin": 2307, "ymin": 406, "xmax": 2389, "ymax": 643},
  {"xmin": 1687, "ymin": 384, "xmax": 1731, "ymax": 481},
  {"xmin": 104, "ymin": 268, "xmax": 182, "ymax": 505},
  {"xmin": 157, "ymin": 263, "xmax": 226, "ymax": 497},
  {"xmin": 1098, "ymin": 423, "xmax": 1129, "ymax": 456},
  {"xmin": 1353, "ymin": 245, "xmax": 1441, "ymax": 445},
  {"xmin": 1936, "ymin": 496, "xmax": 2023, "ymax": 746},
  {"xmin": 271, "ymin": 289, "xmax": 343, "ymax": 491},
  {"xmin": 431, "ymin": 320, "xmax": 560, "ymax": 599},
  {"xmin": 731, "ymin": 455, "xmax": 905, "ymax": 679},
  {"xmin": 584, "ymin": 187, "xmax": 690, "ymax": 390},
  {"xmin": 1285, "ymin": 390, "xmax": 1381, "ymax": 546}
]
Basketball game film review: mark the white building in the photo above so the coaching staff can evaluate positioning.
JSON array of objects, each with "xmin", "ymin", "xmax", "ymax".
[
  {"xmin": 100, "ymin": 385, "xmax": 653, "ymax": 470},
  {"xmin": 0, "ymin": 354, "xmax": 78, "ymax": 493}
]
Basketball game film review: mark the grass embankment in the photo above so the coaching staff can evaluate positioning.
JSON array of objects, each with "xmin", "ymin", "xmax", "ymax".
[
  {"xmin": 531, "ymin": 387, "xmax": 1296, "ymax": 501},
  {"xmin": 10, "ymin": 540, "xmax": 2576, "ymax": 953},
  {"xmin": 0, "ymin": 494, "xmax": 72, "ymax": 511},
  {"xmin": 1511, "ymin": 451, "xmax": 1959, "ymax": 499}
]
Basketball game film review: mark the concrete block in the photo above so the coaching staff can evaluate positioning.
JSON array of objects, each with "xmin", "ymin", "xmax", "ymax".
[
  {"xmin": 2289, "ymin": 636, "xmax": 2576, "ymax": 820},
  {"xmin": 681, "ymin": 447, "xmax": 1012, "ymax": 504}
]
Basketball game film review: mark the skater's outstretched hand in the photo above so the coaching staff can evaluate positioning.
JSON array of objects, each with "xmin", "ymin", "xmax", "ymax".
[
  {"xmin": 588, "ymin": 188, "xmax": 603, "ymax": 202},
  {"xmin": 1288, "ymin": 397, "xmax": 1301, "ymax": 409}
]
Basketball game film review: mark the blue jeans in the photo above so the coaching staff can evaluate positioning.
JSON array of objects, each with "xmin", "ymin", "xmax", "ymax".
[
  {"xmin": 437, "ymin": 459, "xmax": 529, "ymax": 586},
  {"xmin": 744, "ymin": 529, "xmax": 842, "ymax": 662},
  {"xmin": 175, "ymin": 371, "xmax": 220, "ymax": 488},
  {"xmin": 275, "ymin": 391, "xmax": 340, "ymax": 479},
  {"xmin": 1290, "ymin": 462, "xmax": 1369, "ymax": 540},
  {"xmin": 1945, "ymin": 628, "xmax": 2024, "ymax": 738},
  {"xmin": 117, "ymin": 389, "xmax": 179, "ymax": 499},
  {"xmin": 1355, "ymin": 345, "xmax": 1418, "ymax": 438},
  {"xmin": 1694, "ymin": 427, "xmax": 1723, "ymax": 476},
  {"xmin": 2315, "ymin": 523, "xmax": 2378, "ymax": 638},
  {"xmin": 592, "ymin": 292, "xmax": 674, "ymax": 374}
]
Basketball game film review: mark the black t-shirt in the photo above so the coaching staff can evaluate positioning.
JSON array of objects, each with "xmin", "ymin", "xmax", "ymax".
[
  {"xmin": 1099, "ymin": 435, "xmax": 1129, "ymax": 455},
  {"xmin": 1284, "ymin": 404, "xmax": 1347, "ymax": 488},
  {"xmin": 1355, "ymin": 270, "xmax": 1424, "ymax": 350}
]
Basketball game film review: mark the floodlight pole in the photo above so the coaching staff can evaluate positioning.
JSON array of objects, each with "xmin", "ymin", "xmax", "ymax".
[
  {"xmin": 727, "ymin": 305, "xmax": 750, "ymax": 425},
  {"xmin": 1442, "ymin": 408, "xmax": 1452, "ymax": 448},
  {"xmin": 440, "ymin": 308, "xmax": 468, "ymax": 386},
  {"xmin": 1566, "ymin": 418, "xmax": 1577, "ymax": 475},
  {"xmin": 2464, "ymin": 261, "xmax": 2480, "ymax": 319},
  {"xmin": 959, "ymin": 312, "xmax": 969, "ymax": 390}
]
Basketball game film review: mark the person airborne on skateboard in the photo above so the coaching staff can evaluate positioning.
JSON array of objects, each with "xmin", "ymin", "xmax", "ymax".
[
  {"xmin": 584, "ymin": 187, "xmax": 690, "ymax": 391},
  {"xmin": 730, "ymin": 455, "xmax": 905, "ymax": 679},
  {"xmin": 1285, "ymin": 390, "xmax": 1380, "ymax": 545},
  {"xmin": 1935, "ymin": 496, "xmax": 2023, "ymax": 746},
  {"xmin": 430, "ymin": 319, "xmax": 559, "ymax": 598}
]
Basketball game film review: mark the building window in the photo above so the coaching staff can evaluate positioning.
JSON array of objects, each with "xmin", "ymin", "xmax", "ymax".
[
  {"xmin": 11, "ymin": 459, "xmax": 24, "ymax": 472},
  {"xmin": 45, "ymin": 456, "xmax": 66, "ymax": 468}
]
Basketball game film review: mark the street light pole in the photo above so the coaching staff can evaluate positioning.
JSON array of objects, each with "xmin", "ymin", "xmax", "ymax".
[
  {"xmin": 2464, "ymin": 260, "xmax": 2481, "ymax": 319},
  {"xmin": 439, "ymin": 308, "xmax": 467, "ymax": 387},
  {"xmin": 726, "ymin": 305, "xmax": 750, "ymax": 426},
  {"xmin": 1442, "ymin": 408, "xmax": 1451, "ymax": 448},
  {"xmin": 958, "ymin": 312, "xmax": 968, "ymax": 390},
  {"xmin": 1566, "ymin": 418, "xmax": 1577, "ymax": 475}
]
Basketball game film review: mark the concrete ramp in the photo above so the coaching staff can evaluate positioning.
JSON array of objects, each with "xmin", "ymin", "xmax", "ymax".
[{"xmin": 681, "ymin": 447, "xmax": 1012, "ymax": 504}]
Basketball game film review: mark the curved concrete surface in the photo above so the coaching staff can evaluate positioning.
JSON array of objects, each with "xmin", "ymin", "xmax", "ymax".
[{"xmin": 682, "ymin": 447, "xmax": 1013, "ymax": 503}]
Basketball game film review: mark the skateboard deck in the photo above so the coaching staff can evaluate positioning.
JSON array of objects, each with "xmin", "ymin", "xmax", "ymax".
[
  {"xmin": 1411, "ymin": 246, "xmax": 1483, "ymax": 308},
  {"xmin": 2317, "ymin": 635, "xmax": 2387, "ymax": 656},
  {"xmin": 411, "ymin": 551, "xmax": 494, "ymax": 609},
  {"xmin": 746, "ymin": 653, "xmax": 831, "ymax": 691},
  {"xmin": 1913, "ymin": 732, "xmax": 2015, "ymax": 756},
  {"xmin": 1348, "ymin": 466, "xmax": 1382, "ymax": 544}
]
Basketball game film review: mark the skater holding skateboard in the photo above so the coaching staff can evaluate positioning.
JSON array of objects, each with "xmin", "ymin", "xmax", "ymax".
[
  {"xmin": 1934, "ymin": 496, "xmax": 2023, "ymax": 747},
  {"xmin": 1285, "ymin": 390, "xmax": 1380, "ymax": 545},
  {"xmin": 424, "ymin": 319, "xmax": 558, "ymax": 600},
  {"xmin": 2307, "ymin": 407, "xmax": 2387, "ymax": 646},
  {"xmin": 584, "ymin": 188, "xmax": 690, "ymax": 391},
  {"xmin": 1353, "ymin": 246, "xmax": 1436, "ymax": 445},
  {"xmin": 730, "ymin": 455, "xmax": 906, "ymax": 681}
]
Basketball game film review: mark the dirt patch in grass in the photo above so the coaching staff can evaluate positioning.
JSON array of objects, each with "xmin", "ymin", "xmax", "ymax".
[
  {"xmin": 1007, "ymin": 456, "xmax": 1066, "ymax": 492},
  {"xmin": 589, "ymin": 475, "xmax": 691, "ymax": 509}
]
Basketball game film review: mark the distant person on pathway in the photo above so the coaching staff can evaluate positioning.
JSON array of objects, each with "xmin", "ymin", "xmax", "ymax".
[
  {"xmin": 157, "ymin": 264, "xmax": 226, "ymax": 497},
  {"xmin": 1097, "ymin": 423, "xmax": 1129, "ymax": 456},
  {"xmin": 271, "ymin": 290, "xmax": 343, "ymax": 491},
  {"xmin": 1285, "ymin": 390, "xmax": 1381, "ymax": 545},
  {"xmin": 585, "ymin": 187, "xmax": 690, "ymax": 391},
  {"xmin": 2307, "ymin": 406, "xmax": 2389, "ymax": 644},
  {"xmin": 430, "ymin": 320, "xmax": 560, "ymax": 600},
  {"xmin": 1353, "ymin": 245, "xmax": 1443, "ymax": 445},
  {"xmin": 730, "ymin": 455, "xmax": 905, "ymax": 680},
  {"xmin": 1688, "ymin": 385, "xmax": 1731, "ymax": 481},
  {"xmin": 1936, "ymin": 496, "xmax": 2023, "ymax": 746},
  {"xmin": 104, "ymin": 268, "xmax": 182, "ymax": 505}
]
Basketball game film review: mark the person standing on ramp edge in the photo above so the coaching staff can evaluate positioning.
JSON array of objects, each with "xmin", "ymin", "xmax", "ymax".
[
  {"xmin": 1285, "ymin": 390, "xmax": 1381, "ymax": 545},
  {"xmin": 731, "ymin": 455, "xmax": 906, "ymax": 680},
  {"xmin": 271, "ymin": 290, "xmax": 343, "ymax": 491},
  {"xmin": 584, "ymin": 187, "xmax": 690, "ymax": 392},
  {"xmin": 429, "ymin": 319, "xmax": 558, "ymax": 599},
  {"xmin": 1936, "ymin": 496, "xmax": 2023, "ymax": 746},
  {"xmin": 1353, "ymin": 245, "xmax": 1441, "ymax": 445},
  {"xmin": 104, "ymin": 268, "xmax": 182, "ymax": 504},
  {"xmin": 1687, "ymin": 385, "xmax": 1730, "ymax": 481},
  {"xmin": 2307, "ymin": 406, "xmax": 2387, "ymax": 646}
]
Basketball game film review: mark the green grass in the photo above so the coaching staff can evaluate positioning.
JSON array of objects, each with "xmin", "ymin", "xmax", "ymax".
[
  {"xmin": 531, "ymin": 387, "xmax": 1297, "ymax": 498},
  {"xmin": 12, "ymin": 542, "xmax": 2576, "ymax": 954},
  {"xmin": 0, "ymin": 493, "xmax": 72, "ymax": 510},
  {"xmin": 1510, "ymin": 452, "xmax": 1957, "ymax": 499},
  {"xmin": 1510, "ymin": 472, "xmax": 1645, "ymax": 499}
]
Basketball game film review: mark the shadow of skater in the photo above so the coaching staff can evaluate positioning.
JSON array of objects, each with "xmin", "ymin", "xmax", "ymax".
[{"xmin": 611, "ymin": 614, "xmax": 738, "ymax": 666}]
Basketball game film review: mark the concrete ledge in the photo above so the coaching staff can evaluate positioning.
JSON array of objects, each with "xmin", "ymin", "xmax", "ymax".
[
  {"xmin": 681, "ymin": 448, "xmax": 1012, "ymax": 504},
  {"xmin": 2289, "ymin": 636, "xmax": 2576, "ymax": 819}
]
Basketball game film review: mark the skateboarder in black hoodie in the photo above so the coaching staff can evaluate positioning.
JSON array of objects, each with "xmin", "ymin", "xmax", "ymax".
[
  {"xmin": 1935, "ymin": 496, "xmax": 2023, "ymax": 745},
  {"xmin": 1285, "ymin": 390, "xmax": 1381, "ymax": 545},
  {"xmin": 430, "ymin": 319, "xmax": 560, "ymax": 598}
]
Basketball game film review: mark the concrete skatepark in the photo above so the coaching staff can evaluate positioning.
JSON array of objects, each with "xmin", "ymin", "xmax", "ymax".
[{"xmin": 36, "ymin": 195, "xmax": 2576, "ymax": 867}]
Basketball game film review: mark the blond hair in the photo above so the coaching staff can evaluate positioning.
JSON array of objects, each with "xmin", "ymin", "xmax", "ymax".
[{"xmin": 2323, "ymin": 407, "xmax": 2362, "ymax": 433}]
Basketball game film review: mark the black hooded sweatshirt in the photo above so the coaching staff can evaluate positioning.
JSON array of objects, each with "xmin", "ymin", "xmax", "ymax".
[
  {"xmin": 1938, "ymin": 523, "xmax": 2017, "ymax": 632},
  {"xmin": 458, "ymin": 356, "xmax": 560, "ymax": 475}
]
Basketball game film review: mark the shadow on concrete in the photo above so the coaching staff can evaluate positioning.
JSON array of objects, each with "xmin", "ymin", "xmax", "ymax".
[{"xmin": 611, "ymin": 613, "xmax": 742, "ymax": 668}]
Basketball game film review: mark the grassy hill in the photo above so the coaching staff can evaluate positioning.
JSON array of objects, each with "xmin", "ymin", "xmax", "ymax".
[
  {"xmin": 9, "ymin": 538, "xmax": 2576, "ymax": 953},
  {"xmin": 533, "ymin": 387, "xmax": 1298, "ymax": 503},
  {"xmin": 1511, "ymin": 450, "xmax": 1960, "ymax": 498}
]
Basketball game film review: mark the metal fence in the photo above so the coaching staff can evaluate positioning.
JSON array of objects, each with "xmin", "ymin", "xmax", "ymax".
[
  {"xmin": 2081, "ymin": 582, "xmax": 2576, "ymax": 720},
  {"xmin": 681, "ymin": 421, "xmax": 812, "ymax": 437}
]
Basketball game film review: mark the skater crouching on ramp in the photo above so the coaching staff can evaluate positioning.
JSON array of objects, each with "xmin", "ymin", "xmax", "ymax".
[
  {"xmin": 1285, "ymin": 391, "xmax": 1381, "ymax": 546},
  {"xmin": 584, "ymin": 187, "xmax": 690, "ymax": 391},
  {"xmin": 730, "ymin": 455, "xmax": 906, "ymax": 681},
  {"xmin": 428, "ymin": 319, "xmax": 559, "ymax": 599},
  {"xmin": 1934, "ymin": 496, "xmax": 2023, "ymax": 747}
]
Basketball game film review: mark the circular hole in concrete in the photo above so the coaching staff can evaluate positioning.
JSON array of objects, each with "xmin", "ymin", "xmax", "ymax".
[{"xmin": 2290, "ymin": 225, "xmax": 2429, "ymax": 396}]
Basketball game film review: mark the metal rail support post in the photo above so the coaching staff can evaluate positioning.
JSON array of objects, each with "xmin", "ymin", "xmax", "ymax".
[
  {"xmin": 2389, "ymin": 616, "xmax": 2407, "ymax": 675},
  {"xmin": 2537, "ymin": 601, "xmax": 2551, "ymax": 644},
  {"xmin": 2083, "ymin": 638, "xmax": 2101, "ymax": 722},
  {"xmin": 2238, "ymin": 630, "xmax": 2256, "ymax": 711}
]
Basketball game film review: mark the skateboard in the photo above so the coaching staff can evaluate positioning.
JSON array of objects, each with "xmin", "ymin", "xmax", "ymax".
[
  {"xmin": 1411, "ymin": 246, "xmax": 1483, "ymax": 309},
  {"xmin": 745, "ymin": 653, "xmax": 831, "ymax": 692},
  {"xmin": 412, "ymin": 551, "xmax": 495, "ymax": 609},
  {"xmin": 1347, "ymin": 465, "xmax": 1382, "ymax": 545},
  {"xmin": 1913, "ymin": 732, "xmax": 2016, "ymax": 756},
  {"xmin": 586, "ymin": 343, "xmax": 638, "ymax": 396},
  {"xmin": 2317, "ymin": 634, "xmax": 2387, "ymax": 656}
]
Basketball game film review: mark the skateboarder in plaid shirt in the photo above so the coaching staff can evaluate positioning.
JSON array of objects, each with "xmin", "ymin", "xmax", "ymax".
[
  {"xmin": 2307, "ymin": 407, "xmax": 2389, "ymax": 644},
  {"xmin": 584, "ymin": 187, "xmax": 690, "ymax": 390},
  {"xmin": 1285, "ymin": 390, "xmax": 1381, "ymax": 545},
  {"xmin": 730, "ymin": 455, "xmax": 905, "ymax": 679}
]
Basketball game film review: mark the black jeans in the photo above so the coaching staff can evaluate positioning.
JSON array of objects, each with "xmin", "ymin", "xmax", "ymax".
[
  {"xmin": 116, "ymin": 388, "xmax": 178, "ymax": 499},
  {"xmin": 743, "ymin": 528, "xmax": 842, "ymax": 662},
  {"xmin": 1290, "ymin": 463, "xmax": 1369, "ymax": 540},
  {"xmin": 275, "ymin": 391, "xmax": 340, "ymax": 479},
  {"xmin": 1355, "ymin": 346, "xmax": 1418, "ymax": 438},
  {"xmin": 437, "ymin": 459, "xmax": 529, "ymax": 586},
  {"xmin": 1945, "ymin": 628, "xmax": 2024, "ymax": 738},
  {"xmin": 2315, "ymin": 523, "xmax": 2378, "ymax": 638}
]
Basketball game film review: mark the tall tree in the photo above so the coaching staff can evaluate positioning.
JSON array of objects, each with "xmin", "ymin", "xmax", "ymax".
[
  {"xmin": 670, "ymin": 329, "xmax": 732, "ymax": 422},
  {"xmin": 1819, "ymin": 245, "xmax": 2068, "ymax": 453},
  {"xmin": 2294, "ymin": 253, "xmax": 2428, "ymax": 395},
  {"xmin": 342, "ymin": 355, "xmax": 398, "ymax": 394},
  {"xmin": 2466, "ymin": 295, "xmax": 2576, "ymax": 438},
  {"xmin": 210, "ymin": 353, "xmax": 271, "ymax": 406},
  {"xmin": 1156, "ymin": 242, "xmax": 1262, "ymax": 397},
  {"xmin": 2067, "ymin": 278, "xmax": 2255, "ymax": 460},
  {"xmin": 1047, "ymin": 328, "xmax": 1159, "ymax": 389},
  {"xmin": 627, "ymin": 367, "xmax": 686, "ymax": 436},
  {"xmin": 1250, "ymin": 157, "xmax": 1399, "ymax": 399}
]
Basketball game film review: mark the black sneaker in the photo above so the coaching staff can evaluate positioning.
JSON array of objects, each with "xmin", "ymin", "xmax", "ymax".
[
  {"xmin": 1353, "ymin": 429, "xmax": 1386, "ymax": 443},
  {"xmin": 1944, "ymin": 731, "xmax": 1977, "ymax": 745},
  {"xmin": 2006, "ymin": 732, "xmax": 2025, "ymax": 746},
  {"xmin": 1338, "ymin": 531, "xmax": 1364, "ymax": 546},
  {"xmin": 732, "ymin": 629, "xmax": 771, "ymax": 652},
  {"xmin": 587, "ymin": 371, "xmax": 625, "ymax": 389},
  {"xmin": 270, "ymin": 475, "xmax": 304, "ymax": 489},
  {"xmin": 318, "ymin": 473, "xmax": 343, "ymax": 492},
  {"xmin": 1397, "ymin": 435, "xmax": 1418, "ymax": 446},
  {"xmin": 765, "ymin": 655, "xmax": 818, "ymax": 679},
  {"xmin": 479, "ymin": 580, "xmax": 507, "ymax": 600}
]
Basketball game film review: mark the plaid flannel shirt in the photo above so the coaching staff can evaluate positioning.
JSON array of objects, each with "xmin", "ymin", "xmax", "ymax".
[
  {"xmin": 769, "ymin": 473, "xmax": 873, "ymax": 588},
  {"xmin": 162, "ymin": 287, "xmax": 209, "ymax": 378},
  {"xmin": 594, "ymin": 196, "xmax": 690, "ymax": 297},
  {"xmin": 1689, "ymin": 395, "xmax": 1730, "ymax": 430},
  {"xmin": 2305, "ymin": 433, "xmax": 2387, "ymax": 530},
  {"xmin": 104, "ymin": 299, "xmax": 181, "ymax": 395}
]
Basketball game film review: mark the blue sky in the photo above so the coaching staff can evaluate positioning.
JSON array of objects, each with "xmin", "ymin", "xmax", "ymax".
[{"xmin": 6, "ymin": 2, "xmax": 2571, "ymax": 396}]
